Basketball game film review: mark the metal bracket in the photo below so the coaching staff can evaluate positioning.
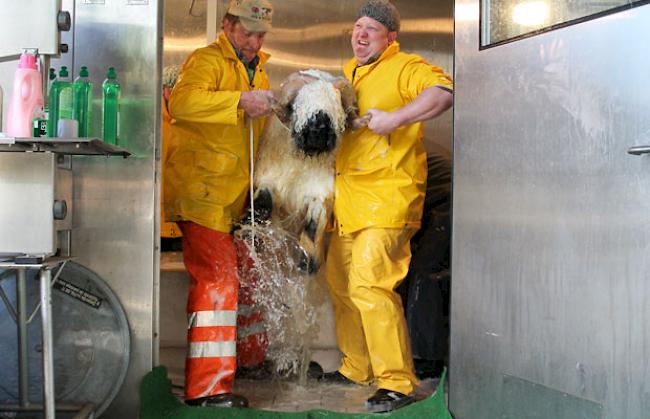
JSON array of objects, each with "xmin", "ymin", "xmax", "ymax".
[{"xmin": 627, "ymin": 145, "xmax": 650, "ymax": 155}]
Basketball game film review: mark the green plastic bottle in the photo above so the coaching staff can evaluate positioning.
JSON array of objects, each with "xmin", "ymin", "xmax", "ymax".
[
  {"xmin": 73, "ymin": 66, "xmax": 93, "ymax": 137},
  {"xmin": 102, "ymin": 67, "xmax": 120, "ymax": 145},
  {"xmin": 47, "ymin": 66, "xmax": 73, "ymax": 137}
]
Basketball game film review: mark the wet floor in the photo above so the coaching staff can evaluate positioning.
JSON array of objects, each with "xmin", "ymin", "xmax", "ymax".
[
  {"xmin": 236, "ymin": 376, "xmax": 442, "ymax": 413},
  {"xmin": 162, "ymin": 347, "xmax": 441, "ymax": 413}
]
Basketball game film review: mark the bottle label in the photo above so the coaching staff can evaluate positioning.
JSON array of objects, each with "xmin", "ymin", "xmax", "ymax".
[{"xmin": 32, "ymin": 118, "xmax": 47, "ymax": 137}]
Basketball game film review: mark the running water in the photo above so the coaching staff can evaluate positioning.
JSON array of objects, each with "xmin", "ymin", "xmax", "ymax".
[{"xmin": 234, "ymin": 223, "xmax": 325, "ymax": 385}]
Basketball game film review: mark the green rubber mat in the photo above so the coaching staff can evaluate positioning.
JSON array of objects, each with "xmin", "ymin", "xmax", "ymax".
[{"xmin": 139, "ymin": 366, "xmax": 452, "ymax": 418}]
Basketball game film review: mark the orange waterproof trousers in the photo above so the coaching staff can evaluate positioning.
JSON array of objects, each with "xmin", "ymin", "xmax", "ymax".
[{"xmin": 180, "ymin": 222, "xmax": 267, "ymax": 400}]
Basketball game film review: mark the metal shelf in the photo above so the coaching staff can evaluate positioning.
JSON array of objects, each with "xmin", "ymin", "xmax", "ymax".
[{"xmin": 0, "ymin": 137, "xmax": 130, "ymax": 157}]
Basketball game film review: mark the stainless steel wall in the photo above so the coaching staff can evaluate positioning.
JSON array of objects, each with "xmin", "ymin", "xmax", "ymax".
[
  {"xmin": 451, "ymin": 2, "xmax": 650, "ymax": 418},
  {"xmin": 51, "ymin": 1, "xmax": 162, "ymax": 418}
]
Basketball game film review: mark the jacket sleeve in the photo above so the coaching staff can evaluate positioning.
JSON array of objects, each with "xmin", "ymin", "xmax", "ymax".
[
  {"xmin": 168, "ymin": 49, "xmax": 242, "ymax": 125},
  {"xmin": 400, "ymin": 57, "xmax": 453, "ymax": 102}
]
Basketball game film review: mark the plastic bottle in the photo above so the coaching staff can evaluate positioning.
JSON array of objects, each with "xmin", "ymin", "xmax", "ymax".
[
  {"xmin": 102, "ymin": 67, "xmax": 121, "ymax": 145},
  {"xmin": 73, "ymin": 66, "xmax": 93, "ymax": 137},
  {"xmin": 31, "ymin": 69, "xmax": 57, "ymax": 137},
  {"xmin": 6, "ymin": 51, "xmax": 44, "ymax": 138},
  {"xmin": 47, "ymin": 66, "xmax": 73, "ymax": 137},
  {"xmin": 33, "ymin": 69, "xmax": 58, "ymax": 137},
  {"xmin": 32, "ymin": 108, "xmax": 47, "ymax": 137}
]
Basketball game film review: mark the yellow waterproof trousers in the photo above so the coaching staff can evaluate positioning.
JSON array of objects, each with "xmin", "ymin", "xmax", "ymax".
[{"xmin": 325, "ymin": 227, "xmax": 418, "ymax": 395}]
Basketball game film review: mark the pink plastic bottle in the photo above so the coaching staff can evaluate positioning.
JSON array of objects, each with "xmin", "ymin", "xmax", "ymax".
[{"xmin": 6, "ymin": 51, "xmax": 44, "ymax": 138}]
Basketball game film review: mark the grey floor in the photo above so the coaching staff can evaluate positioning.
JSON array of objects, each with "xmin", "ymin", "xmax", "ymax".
[
  {"xmin": 236, "ymin": 377, "xmax": 441, "ymax": 413},
  {"xmin": 161, "ymin": 347, "xmax": 441, "ymax": 413}
]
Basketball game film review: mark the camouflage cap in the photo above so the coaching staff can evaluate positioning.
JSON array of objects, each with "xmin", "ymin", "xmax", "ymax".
[{"xmin": 227, "ymin": 0, "xmax": 273, "ymax": 32}]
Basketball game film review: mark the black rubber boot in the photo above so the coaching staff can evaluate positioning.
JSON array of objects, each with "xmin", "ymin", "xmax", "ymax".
[
  {"xmin": 307, "ymin": 361, "xmax": 324, "ymax": 379},
  {"xmin": 365, "ymin": 389, "xmax": 414, "ymax": 413},
  {"xmin": 185, "ymin": 393, "xmax": 249, "ymax": 408},
  {"xmin": 318, "ymin": 370, "xmax": 357, "ymax": 385},
  {"xmin": 236, "ymin": 360, "xmax": 274, "ymax": 380}
]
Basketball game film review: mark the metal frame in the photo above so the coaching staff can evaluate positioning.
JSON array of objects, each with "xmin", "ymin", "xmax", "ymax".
[{"xmin": 0, "ymin": 258, "xmax": 94, "ymax": 419}]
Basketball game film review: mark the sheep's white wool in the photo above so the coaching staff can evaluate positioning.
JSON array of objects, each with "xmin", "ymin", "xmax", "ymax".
[
  {"xmin": 291, "ymin": 80, "xmax": 347, "ymax": 137},
  {"xmin": 256, "ymin": 150, "xmax": 334, "ymax": 218},
  {"xmin": 253, "ymin": 69, "xmax": 359, "ymax": 272}
]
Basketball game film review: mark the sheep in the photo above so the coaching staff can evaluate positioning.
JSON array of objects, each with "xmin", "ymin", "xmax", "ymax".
[{"xmin": 251, "ymin": 69, "xmax": 367, "ymax": 273}]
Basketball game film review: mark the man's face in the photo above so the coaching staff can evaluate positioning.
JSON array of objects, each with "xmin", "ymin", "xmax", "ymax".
[
  {"xmin": 223, "ymin": 19, "xmax": 266, "ymax": 63},
  {"xmin": 351, "ymin": 16, "xmax": 397, "ymax": 65}
]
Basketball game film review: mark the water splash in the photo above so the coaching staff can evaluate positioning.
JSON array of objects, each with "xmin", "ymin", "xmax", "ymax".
[{"xmin": 234, "ymin": 223, "xmax": 323, "ymax": 385}]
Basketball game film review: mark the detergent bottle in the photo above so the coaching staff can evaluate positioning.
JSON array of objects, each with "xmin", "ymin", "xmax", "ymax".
[
  {"xmin": 6, "ymin": 50, "xmax": 44, "ymax": 138},
  {"xmin": 73, "ymin": 66, "xmax": 93, "ymax": 137},
  {"xmin": 102, "ymin": 67, "xmax": 121, "ymax": 145},
  {"xmin": 47, "ymin": 66, "xmax": 73, "ymax": 137}
]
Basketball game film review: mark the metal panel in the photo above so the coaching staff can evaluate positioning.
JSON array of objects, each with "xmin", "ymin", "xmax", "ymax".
[
  {"xmin": 0, "ymin": 0, "xmax": 61, "ymax": 59},
  {"xmin": 451, "ymin": 3, "xmax": 650, "ymax": 419},
  {"xmin": 163, "ymin": 0, "xmax": 208, "ymax": 68},
  {"xmin": 48, "ymin": 0, "xmax": 162, "ymax": 417},
  {"xmin": 500, "ymin": 375, "xmax": 603, "ymax": 419},
  {"xmin": 0, "ymin": 153, "xmax": 69, "ymax": 257}
]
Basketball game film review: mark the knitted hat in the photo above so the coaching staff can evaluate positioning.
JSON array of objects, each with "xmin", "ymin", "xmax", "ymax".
[
  {"xmin": 227, "ymin": 0, "xmax": 273, "ymax": 32},
  {"xmin": 356, "ymin": 0, "xmax": 400, "ymax": 33}
]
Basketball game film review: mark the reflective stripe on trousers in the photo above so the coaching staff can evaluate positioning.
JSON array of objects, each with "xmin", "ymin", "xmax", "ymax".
[
  {"xmin": 180, "ymin": 222, "xmax": 239, "ymax": 400},
  {"xmin": 235, "ymin": 238, "xmax": 268, "ymax": 367}
]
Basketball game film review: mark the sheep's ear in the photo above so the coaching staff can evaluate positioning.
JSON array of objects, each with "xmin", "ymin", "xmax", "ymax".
[{"xmin": 333, "ymin": 78, "xmax": 363, "ymax": 130}]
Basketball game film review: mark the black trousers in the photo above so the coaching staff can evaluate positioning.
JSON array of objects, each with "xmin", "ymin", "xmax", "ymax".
[
  {"xmin": 398, "ymin": 150, "xmax": 452, "ymax": 362},
  {"xmin": 403, "ymin": 205, "xmax": 450, "ymax": 360}
]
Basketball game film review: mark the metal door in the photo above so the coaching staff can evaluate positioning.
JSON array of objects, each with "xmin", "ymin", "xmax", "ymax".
[{"xmin": 451, "ymin": 2, "xmax": 650, "ymax": 418}]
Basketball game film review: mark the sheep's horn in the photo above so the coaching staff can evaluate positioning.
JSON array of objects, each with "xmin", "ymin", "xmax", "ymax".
[
  {"xmin": 269, "ymin": 89, "xmax": 290, "ymax": 123},
  {"xmin": 268, "ymin": 89, "xmax": 280, "ymax": 110}
]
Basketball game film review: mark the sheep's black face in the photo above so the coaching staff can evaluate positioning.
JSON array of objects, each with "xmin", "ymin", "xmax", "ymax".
[{"xmin": 292, "ymin": 111, "xmax": 337, "ymax": 157}]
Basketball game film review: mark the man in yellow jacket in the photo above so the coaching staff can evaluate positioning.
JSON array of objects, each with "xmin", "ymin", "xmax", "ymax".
[
  {"xmin": 164, "ymin": 0, "xmax": 274, "ymax": 409},
  {"xmin": 322, "ymin": 0, "xmax": 453, "ymax": 413}
]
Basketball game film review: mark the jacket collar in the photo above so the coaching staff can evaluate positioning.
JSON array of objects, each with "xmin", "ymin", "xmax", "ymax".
[
  {"xmin": 215, "ymin": 32, "xmax": 270, "ymax": 66},
  {"xmin": 344, "ymin": 41, "xmax": 400, "ymax": 82}
]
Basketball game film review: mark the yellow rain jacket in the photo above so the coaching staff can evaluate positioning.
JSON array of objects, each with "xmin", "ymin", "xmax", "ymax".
[
  {"xmin": 164, "ymin": 33, "xmax": 270, "ymax": 233},
  {"xmin": 160, "ymin": 96, "xmax": 182, "ymax": 238},
  {"xmin": 335, "ymin": 42, "xmax": 453, "ymax": 235}
]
